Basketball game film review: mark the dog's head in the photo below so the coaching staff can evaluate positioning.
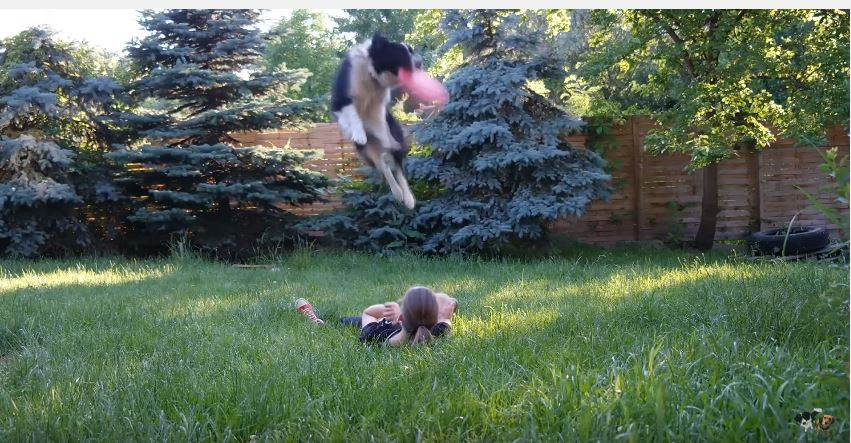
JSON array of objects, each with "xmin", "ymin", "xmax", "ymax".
[
  {"xmin": 368, "ymin": 33, "xmax": 422, "ymax": 88},
  {"xmin": 818, "ymin": 414, "xmax": 834, "ymax": 431}
]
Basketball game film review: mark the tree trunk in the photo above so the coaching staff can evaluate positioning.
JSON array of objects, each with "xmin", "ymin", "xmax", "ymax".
[{"xmin": 694, "ymin": 162, "xmax": 719, "ymax": 251}]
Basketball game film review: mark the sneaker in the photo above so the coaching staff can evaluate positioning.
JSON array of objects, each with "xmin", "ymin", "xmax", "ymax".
[{"xmin": 295, "ymin": 298, "xmax": 324, "ymax": 325}]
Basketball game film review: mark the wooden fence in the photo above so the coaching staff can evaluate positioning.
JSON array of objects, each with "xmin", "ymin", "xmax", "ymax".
[{"xmin": 232, "ymin": 118, "xmax": 850, "ymax": 245}]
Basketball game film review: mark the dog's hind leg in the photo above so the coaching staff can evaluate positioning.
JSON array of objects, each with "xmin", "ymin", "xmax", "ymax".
[
  {"xmin": 378, "ymin": 152, "xmax": 408, "ymax": 206},
  {"xmin": 393, "ymin": 168, "xmax": 415, "ymax": 209},
  {"xmin": 359, "ymin": 142, "xmax": 406, "ymax": 206},
  {"xmin": 382, "ymin": 112, "xmax": 415, "ymax": 208},
  {"xmin": 353, "ymin": 143, "xmax": 375, "ymax": 168}
]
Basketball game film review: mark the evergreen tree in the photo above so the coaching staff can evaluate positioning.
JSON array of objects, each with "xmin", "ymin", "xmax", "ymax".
[
  {"xmin": 296, "ymin": 175, "xmax": 423, "ymax": 254},
  {"xmin": 407, "ymin": 10, "xmax": 611, "ymax": 254},
  {"xmin": 108, "ymin": 9, "xmax": 330, "ymax": 257},
  {"xmin": 0, "ymin": 28, "xmax": 122, "ymax": 257}
]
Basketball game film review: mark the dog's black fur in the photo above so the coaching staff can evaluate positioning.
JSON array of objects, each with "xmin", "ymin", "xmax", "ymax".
[{"xmin": 330, "ymin": 34, "xmax": 421, "ymax": 209}]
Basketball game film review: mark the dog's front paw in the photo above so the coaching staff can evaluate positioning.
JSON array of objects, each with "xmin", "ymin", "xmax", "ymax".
[{"xmin": 350, "ymin": 128, "xmax": 367, "ymax": 145}]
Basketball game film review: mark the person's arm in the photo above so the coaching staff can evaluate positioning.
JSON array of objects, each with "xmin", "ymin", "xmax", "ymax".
[
  {"xmin": 361, "ymin": 302, "xmax": 402, "ymax": 327},
  {"xmin": 362, "ymin": 304, "xmax": 386, "ymax": 319},
  {"xmin": 435, "ymin": 292, "xmax": 458, "ymax": 325},
  {"xmin": 363, "ymin": 302, "xmax": 401, "ymax": 321},
  {"xmin": 361, "ymin": 303, "xmax": 387, "ymax": 326},
  {"xmin": 382, "ymin": 302, "xmax": 401, "ymax": 323}
]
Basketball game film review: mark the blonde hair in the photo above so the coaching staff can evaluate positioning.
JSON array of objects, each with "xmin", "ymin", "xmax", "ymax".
[{"xmin": 400, "ymin": 286, "xmax": 438, "ymax": 345}]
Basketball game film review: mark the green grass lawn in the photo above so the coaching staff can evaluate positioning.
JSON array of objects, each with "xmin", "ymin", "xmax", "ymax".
[{"xmin": 0, "ymin": 249, "xmax": 847, "ymax": 441}]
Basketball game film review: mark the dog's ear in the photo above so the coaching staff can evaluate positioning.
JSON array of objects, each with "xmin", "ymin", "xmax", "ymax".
[
  {"xmin": 795, "ymin": 413, "xmax": 803, "ymax": 423},
  {"xmin": 372, "ymin": 33, "xmax": 388, "ymax": 47}
]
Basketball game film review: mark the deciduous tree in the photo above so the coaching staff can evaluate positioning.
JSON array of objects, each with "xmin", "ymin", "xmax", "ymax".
[{"xmin": 578, "ymin": 9, "xmax": 850, "ymax": 250}]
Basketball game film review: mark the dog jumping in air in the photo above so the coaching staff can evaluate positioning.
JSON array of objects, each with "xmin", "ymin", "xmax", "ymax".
[{"xmin": 330, "ymin": 34, "xmax": 424, "ymax": 209}]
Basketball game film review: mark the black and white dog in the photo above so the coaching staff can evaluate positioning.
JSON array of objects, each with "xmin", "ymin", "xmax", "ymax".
[{"xmin": 331, "ymin": 34, "xmax": 422, "ymax": 209}]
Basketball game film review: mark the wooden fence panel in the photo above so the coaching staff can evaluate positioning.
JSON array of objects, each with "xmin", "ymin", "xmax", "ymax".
[
  {"xmin": 232, "ymin": 119, "xmax": 850, "ymax": 245},
  {"xmin": 232, "ymin": 124, "xmax": 360, "ymax": 216},
  {"xmin": 760, "ymin": 142, "xmax": 850, "ymax": 234}
]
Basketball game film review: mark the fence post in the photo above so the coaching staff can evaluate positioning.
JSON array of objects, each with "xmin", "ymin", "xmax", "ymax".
[
  {"xmin": 746, "ymin": 150, "xmax": 762, "ymax": 233},
  {"xmin": 631, "ymin": 117, "xmax": 645, "ymax": 241}
]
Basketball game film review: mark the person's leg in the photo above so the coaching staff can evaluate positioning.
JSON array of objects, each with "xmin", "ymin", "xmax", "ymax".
[
  {"xmin": 295, "ymin": 298, "xmax": 324, "ymax": 325},
  {"xmin": 339, "ymin": 316, "xmax": 362, "ymax": 327}
]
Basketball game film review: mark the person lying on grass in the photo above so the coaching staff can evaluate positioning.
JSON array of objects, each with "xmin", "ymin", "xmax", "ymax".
[{"xmin": 296, "ymin": 286, "xmax": 458, "ymax": 346}]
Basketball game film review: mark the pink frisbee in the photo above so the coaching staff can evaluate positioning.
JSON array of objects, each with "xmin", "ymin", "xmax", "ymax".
[{"xmin": 398, "ymin": 69, "xmax": 449, "ymax": 106}]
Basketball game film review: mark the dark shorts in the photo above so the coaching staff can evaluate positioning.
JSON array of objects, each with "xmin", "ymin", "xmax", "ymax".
[
  {"xmin": 359, "ymin": 319, "xmax": 402, "ymax": 344},
  {"xmin": 358, "ymin": 319, "xmax": 452, "ymax": 344}
]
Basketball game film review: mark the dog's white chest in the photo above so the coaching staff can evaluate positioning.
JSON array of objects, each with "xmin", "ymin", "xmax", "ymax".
[{"xmin": 353, "ymin": 86, "xmax": 389, "ymax": 127}]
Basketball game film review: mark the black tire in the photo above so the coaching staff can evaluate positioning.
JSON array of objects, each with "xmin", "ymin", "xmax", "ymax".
[{"xmin": 747, "ymin": 226, "xmax": 830, "ymax": 256}]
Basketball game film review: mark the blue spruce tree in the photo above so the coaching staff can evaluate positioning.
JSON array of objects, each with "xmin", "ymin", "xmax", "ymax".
[
  {"xmin": 406, "ymin": 10, "xmax": 611, "ymax": 254},
  {"xmin": 108, "ymin": 10, "xmax": 330, "ymax": 257},
  {"xmin": 0, "ymin": 28, "xmax": 122, "ymax": 257}
]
